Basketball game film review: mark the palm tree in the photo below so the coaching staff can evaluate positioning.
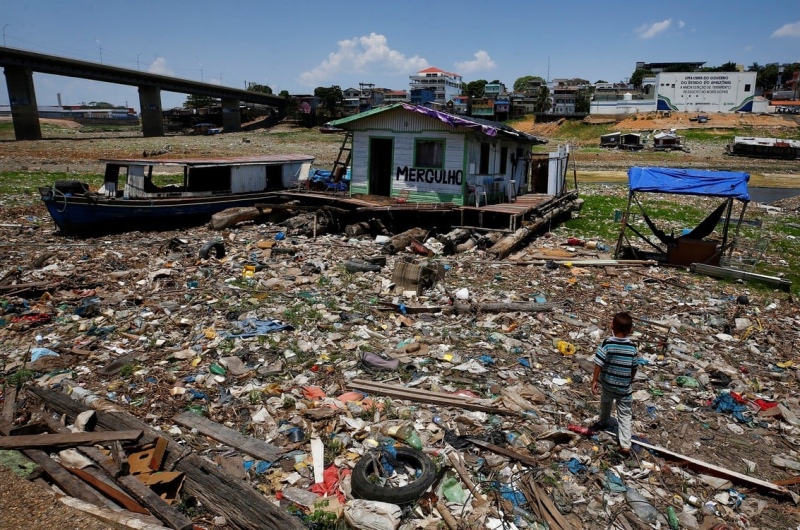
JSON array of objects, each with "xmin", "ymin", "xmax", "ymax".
[
  {"xmin": 748, "ymin": 62, "xmax": 762, "ymax": 72},
  {"xmin": 535, "ymin": 86, "xmax": 551, "ymax": 114}
]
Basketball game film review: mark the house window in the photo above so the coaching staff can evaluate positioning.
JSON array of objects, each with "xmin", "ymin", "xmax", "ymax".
[
  {"xmin": 744, "ymin": 84, "xmax": 751, "ymax": 92},
  {"xmin": 415, "ymin": 139, "xmax": 445, "ymax": 168},
  {"xmin": 499, "ymin": 147, "xmax": 508, "ymax": 174}
]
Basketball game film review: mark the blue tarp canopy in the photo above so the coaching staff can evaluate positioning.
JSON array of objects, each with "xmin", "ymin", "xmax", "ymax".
[{"xmin": 628, "ymin": 167, "xmax": 750, "ymax": 202}]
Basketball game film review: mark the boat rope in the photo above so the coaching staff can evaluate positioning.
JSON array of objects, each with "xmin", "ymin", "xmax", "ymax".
[{"xmin": 51, "ymin": 185, "xmax": 68, "ymax": 213}]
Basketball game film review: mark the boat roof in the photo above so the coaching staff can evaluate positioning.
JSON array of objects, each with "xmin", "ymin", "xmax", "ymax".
[{"xmin": 99, "ymin": 154, "xmax": 315, "ymax": 168}]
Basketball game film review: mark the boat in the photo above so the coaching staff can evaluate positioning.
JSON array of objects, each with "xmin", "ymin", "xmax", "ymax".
[
  {"xmin": 318, "ymin": 125, "xmax": 345, "ymax": 134},
  {"xmin": 39, "ymin": 154, "xmax": 314, "ymax": 235}
]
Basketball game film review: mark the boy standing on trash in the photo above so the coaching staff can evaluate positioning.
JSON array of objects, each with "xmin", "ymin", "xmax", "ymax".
[{"xmin": 591, "ymin": 311, "xmax": 639, "ymax": 454}]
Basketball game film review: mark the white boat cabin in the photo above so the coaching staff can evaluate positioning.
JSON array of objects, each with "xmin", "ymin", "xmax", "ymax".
[{"xmin": 96, "ymin": 155, "xmax": 314, "ymax": 198}]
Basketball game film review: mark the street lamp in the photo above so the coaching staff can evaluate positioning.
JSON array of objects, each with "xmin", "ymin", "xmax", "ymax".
[
  {"xmin": 219, "ymin": 72, "xmax": 224, "ymax": 85},
  {"xmin": 2, "ymin": 24, "xmax": 8, "ymax": 47},
  {"xmin": 96, "ymin": 39, "xmax": 103, "ymax": 64}
]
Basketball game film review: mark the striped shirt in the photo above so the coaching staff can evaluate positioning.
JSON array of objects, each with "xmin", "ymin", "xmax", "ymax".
[{"xmin": 594, "ymin": 336, "xmax": 639, "ymax": 396}]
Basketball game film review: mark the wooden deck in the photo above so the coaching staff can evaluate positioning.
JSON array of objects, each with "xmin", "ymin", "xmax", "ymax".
[
  {"xmin": 264, "ymin": 189, "xmax": 579, "ymax": 233},
  {"xmin": 458, "ymin": 193, "xmax": 560, "ymax": 231}
]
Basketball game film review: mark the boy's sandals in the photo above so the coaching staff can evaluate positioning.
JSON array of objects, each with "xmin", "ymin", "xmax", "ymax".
[{"xmin": 618, "ymin": 446, "xmax": 631, "ymax": 456}]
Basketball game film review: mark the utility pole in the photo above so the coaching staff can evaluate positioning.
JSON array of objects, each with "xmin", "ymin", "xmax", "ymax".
[
  {"xmin": 2, "ymin": 24, "xmax": 8, "ymax": 46},
  {"xmin": 96, "ymin": 39, "xmax": 103, "ymax": 64}
]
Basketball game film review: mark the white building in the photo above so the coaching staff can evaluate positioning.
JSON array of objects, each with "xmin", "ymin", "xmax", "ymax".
[
  {"xmin": 590, "ymin": 71, "xmax": 766, "ymax": 115},
  {"xmin": 409, "ymin": 67, "xmax": 463, "ymax": 105}
]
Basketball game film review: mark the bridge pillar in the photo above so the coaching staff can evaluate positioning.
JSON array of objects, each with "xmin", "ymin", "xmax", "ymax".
[
  {"xmin": 221, "ymin": 97, "xmax": 241, "ymax": 132},
  {"xmin": 138, "ymin": 86, "xmax": 164, "ymax": 137},
  {"xmin": 3, "ymin": 66, "xmax": 42, "ymax": 140}
]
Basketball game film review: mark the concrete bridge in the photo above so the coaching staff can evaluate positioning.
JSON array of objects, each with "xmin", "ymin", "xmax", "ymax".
[{"xmin": 0, "ymin": 46, "xmax": 287, "ymax": 140}]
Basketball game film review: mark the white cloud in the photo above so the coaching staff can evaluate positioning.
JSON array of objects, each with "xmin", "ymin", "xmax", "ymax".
[
  {"xmin": 147, "ymin": 58, "xmax": 174, "ymax": 76},
  {"xmin": 299, "ymin": 33, "xmax": 428, "ymax": 87},
  {"xmin": 635, "ymin": 19, "xmax": 672, "ymax": 39},
  {"xmin": 744, "ymin": 45, "xmax": 753, "ymax": 51},
  {"xmin": 772, "ymin": 20, "xmax": 800, "ymax": 38},
  {"xmin": 678, "ymin": 20, "xmax": 685, "ymax": 29},
  {"xmin": 454, "ymin": 50, "xmax": 496, "ymax": 74}
]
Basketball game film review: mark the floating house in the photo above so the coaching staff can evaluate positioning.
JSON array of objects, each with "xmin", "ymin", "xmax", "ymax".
[{"xmin": 325, "ymin": 103, "xmax": 551, "ymax": 206}]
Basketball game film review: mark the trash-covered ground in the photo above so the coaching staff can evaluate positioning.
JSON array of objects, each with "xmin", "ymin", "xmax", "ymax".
[{"xmin": 2, "ymin": 181, "xmax": 800, "ymax": 530}]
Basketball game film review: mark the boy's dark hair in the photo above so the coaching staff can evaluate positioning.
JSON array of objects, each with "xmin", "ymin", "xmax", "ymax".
[{"xmin": 612, "ymin": 312, "xmax": 633, "ymax": 335}]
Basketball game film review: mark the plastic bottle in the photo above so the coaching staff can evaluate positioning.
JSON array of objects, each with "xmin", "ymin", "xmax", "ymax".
[
  {"xmin": 679, "ymin": 492, "xmax": 702, "ymax": 508},
  {"xmin": 395, "ymin": 423, "xmax": 423, "ymax": 450},
  {"xmin": 666, "ymin": 505, "xmax": 679, "ymax": 530},
  {"xmin": 626, "ymin": 487, "xmax": 658, "ymax": 525}
]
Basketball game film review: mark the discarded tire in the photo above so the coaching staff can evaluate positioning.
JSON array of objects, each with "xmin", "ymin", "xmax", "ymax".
[
  {"xmin": 350, "ymin": 447, "xmax": 436, "ymax": 504},
  {"xmin": 344, "ymin": 258, "xmax": 381, "ymax": 273},
  {"xmin": 199, "ymin": 241, "xmax": 225, "ymax": 259}
]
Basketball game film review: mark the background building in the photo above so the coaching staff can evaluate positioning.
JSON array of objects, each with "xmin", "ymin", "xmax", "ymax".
[{"xmin": 409, "ymin": 67, "xmax": 462, "ymax": 105}]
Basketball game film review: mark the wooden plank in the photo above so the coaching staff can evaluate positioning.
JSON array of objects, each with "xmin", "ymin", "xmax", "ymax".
[
  {"xmin": 467, "ymin": 438, "xmax": 541, "ymax": 467},
  {"xmin": 68, "ymin": 466, "xmax": 150, "ymax": 515},
  {"xmin": 118, "ymin": 475, "xmax": 194, "ymax": 530},
  {"xmin": 348, "ymin": 379, "xmax": 510, "ymax": 415},
  {"xmin": 532, "ymin": 480, "xmax": 575, "ymax": 530},
  {"xmin": 0, "ymin": 430, "xmax": 142, "ymax": 449},
  {"xmin": 24, "ymin": 449, "xmax": 114, "ymax": 508},
  {"xmin": 631, "ymin": 437, "xmax": 790, "ymax": 497},
  {"xmin": 29, "ymin": 387, "xmax": 306, "ymax": 530},
  {"xmin": 172, "ymin": 412, "xmax": 284, "ymax": 463},
  {"xmin": 37, "ymin": 411, "xmax": 125, "ymax": 479},
  {"xmin": 1, "ymin": 386, "xmax": 17, "ymax": 433},
  {"xmin": 59, "ymin": 496, "xmax": 173, "ymax": 530}
]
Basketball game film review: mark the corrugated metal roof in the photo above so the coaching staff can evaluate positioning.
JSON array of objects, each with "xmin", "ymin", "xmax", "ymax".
[{"xmin": 327, "ymin": 104, "xmax": 547, "ymax": 144}]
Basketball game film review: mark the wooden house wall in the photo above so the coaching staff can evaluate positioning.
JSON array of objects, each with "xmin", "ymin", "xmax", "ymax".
[{"xmin": 346, "ymin": 107, "xmax": 531, "ymax": 204}]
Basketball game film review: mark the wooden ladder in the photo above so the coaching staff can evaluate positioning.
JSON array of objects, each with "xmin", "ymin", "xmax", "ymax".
[{"xmin": 331, "ymin": 131, "xmax": 353, "ymax": 180}]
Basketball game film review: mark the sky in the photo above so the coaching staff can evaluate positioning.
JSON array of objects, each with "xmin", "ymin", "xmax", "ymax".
[{"xmin": 1, "ymin": 1, "xmax": 798, "ymax": 111}]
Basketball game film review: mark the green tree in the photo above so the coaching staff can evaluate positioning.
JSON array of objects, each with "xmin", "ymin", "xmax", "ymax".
[
  {"xmin": 595, "ymin": 80, "xmax": 608, "ymax": 84},
  {"xmin": 86, "ymin": 101, "xmax": 115, "ymax": 108},
  {"xmin": 534, "ymin": 86, "xmax": 551, "ymax": 114},
  {"xmin": 184, "ymin": 94, "xmax": 215, "ymax": 109},
  {"xmin": 716, "ymin": 61, "xmax": 739, "ymax": 72},
  {"xmin": 247, "ymin": 82, "xmax": 273, "ymax": 94},
  {"xmin": 575, "ymin": 86, "xmax": 592, "ymax": 114},
  {"xmin": 314, "ymin": 85, "xmax": 343, "ymax": 118},
  {"xmin": 629, "ymin": 69, "xmax": 654, "ymax": 89},
  {"xmin": 748, "ymin": 62, "xmax": 762, "ymax": 72},
  {"xmin": 513, "ymin": 75, "xmax": 545, "ymax": 93},
  {"xmin": 464, "ymin": 79, "xmax": 488, "ymax": 99},
  {"xmin": 279, "ymin": 90, "xmax": 297, "ymax": 119}
]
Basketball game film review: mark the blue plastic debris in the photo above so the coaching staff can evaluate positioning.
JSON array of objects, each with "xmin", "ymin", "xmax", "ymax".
[{"xmin": 712, "ymin": 392, "xmax": 748, "ymax": 423}]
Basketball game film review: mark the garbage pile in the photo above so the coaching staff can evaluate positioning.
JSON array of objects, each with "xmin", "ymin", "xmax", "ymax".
[{"xmin": 1, "ymin": 213, "xmax": 799, "ymax": 530}]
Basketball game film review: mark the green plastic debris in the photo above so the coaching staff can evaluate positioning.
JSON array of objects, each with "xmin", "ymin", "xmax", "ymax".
[
  {"xmin": 210, "ymin": 364, "xmax": 226, "ymax": 375},
  {"xmin": 676, "ymin": 376, "xmax": 698, "ymax": 388}
]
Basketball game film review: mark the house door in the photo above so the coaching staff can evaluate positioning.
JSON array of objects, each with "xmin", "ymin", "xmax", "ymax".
[{"xmin": 368, "ymin": 138, "xmax": 393, "ymax": 196}]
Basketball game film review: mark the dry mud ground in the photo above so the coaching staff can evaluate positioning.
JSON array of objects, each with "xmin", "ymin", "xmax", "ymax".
[{"xmin": 0, "ymin": 115, "xmax": 800, "ymax": 530}]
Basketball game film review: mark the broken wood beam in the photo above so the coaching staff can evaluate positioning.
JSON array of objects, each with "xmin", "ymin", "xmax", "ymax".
[
  {"xmin": 444, "ymin": 301, "xmax": 559, "ymax": 315},
  {"xmin": 691, "ymin": 263, "xmax": 792, "ymax": 291},
  {"xmin": 467, "ymin": 438, "xmax": 541, "ymax": 467},
  {"xmin": 59, "ymin": 496, "xmax": 173, "ymax": 530},
  {"xmin": 118, "ymin": 474, "xmax": 194, "ymax": 530},
  {"xmin": 384, "ymin": 227, "xmax": 429, "ymax": 254},
  {"xmin": 28, "ymin": 387, "xmax": 307, "ymax": 530},
  {"xmin": 348, "ymin": 379, "xmax": 512, "ymax": 415},
  {"xmin": 631, "ymin": 436, "xmax": 790, "ymax": 497},
  {"xmin": 173, "ymin": 411, "xmax": 285, "ymax": 463},
  {"xmin": 0, "ymin": 430, "xmax": 142, "ymax": 450},
  {"xmin": 24, "ymin": 449, "xmax": 114, "ymax": 509},
  {"xmin": 67, "ymin": 465, "xmax": 150, "ymax": 515}
]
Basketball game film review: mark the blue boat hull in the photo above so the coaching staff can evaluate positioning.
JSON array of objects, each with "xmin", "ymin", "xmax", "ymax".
[{"xmin": 40, "ymin": 190, "xmax": 278, "ymax": 235}]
